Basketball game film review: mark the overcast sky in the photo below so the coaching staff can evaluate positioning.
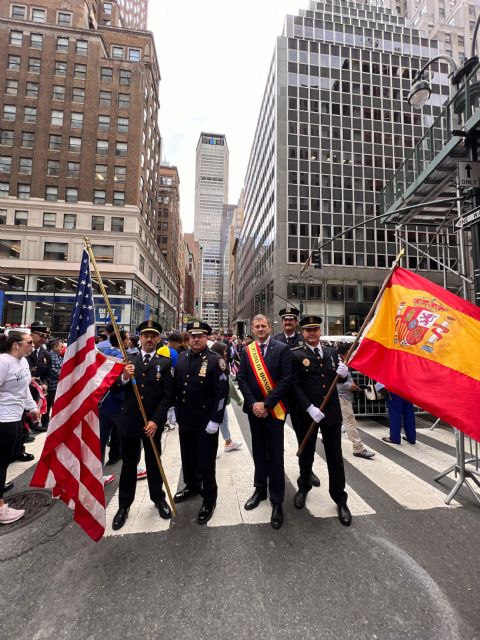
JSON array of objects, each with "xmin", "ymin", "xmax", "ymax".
[{"xmin": 148, "ymin": 0, "xmax": 307, "ymax": 231}]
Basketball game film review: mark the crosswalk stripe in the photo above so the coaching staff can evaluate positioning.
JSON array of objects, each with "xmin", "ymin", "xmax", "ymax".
[
  {"xmin": 417, "ymin": 427, "xmax": 456, "ymax": 447},
  {"xmin": 283, "ymin": 425, "xmax": 375, "ymax": 519},
  {"xmin": 7, "ymin": 431, "xmax": 47, "ymax": 482}
]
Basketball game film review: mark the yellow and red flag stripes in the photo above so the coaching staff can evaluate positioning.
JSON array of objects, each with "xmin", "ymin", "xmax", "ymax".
[{"xmin": 349, "ymin": 267, "xmax": 480, "ymax": 442}]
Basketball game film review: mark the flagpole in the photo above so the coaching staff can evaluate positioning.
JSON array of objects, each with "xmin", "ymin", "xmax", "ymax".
[
  {"xmin": 83, "ymin": 237, "xmax": 177, "ymax": 516},
  {"xmin": 296, "ymin": 249, "xmax": 405, "ymax": 457}
]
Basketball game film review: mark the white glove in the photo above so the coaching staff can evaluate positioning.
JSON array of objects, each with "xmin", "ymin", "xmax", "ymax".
[
  {"xmin": 336, "ymin": 362, "xmax": 349, "ymax": 378},
  {"xmin": 167, "ymin": 407, "xmax": 176, "ymax": 426},
  {"xmin": 205, "ymin": 421, "xmax": 220, "ymax": 434},
  {"xmin": 307, "ymin": 405, "xmax": 325, "ymax": 423}
]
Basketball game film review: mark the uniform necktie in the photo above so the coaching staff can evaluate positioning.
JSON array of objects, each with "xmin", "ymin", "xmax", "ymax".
[
  {"xmin": 143, "ymin": 353, "xmax": 151, "ymax": 365},
  {"xmin": 287, "ymin": 336, "xmax": 294, "ymax": 345},
  {"xmin": 314, "ymin": 347, "xmax": 321, "ymax": 358}
]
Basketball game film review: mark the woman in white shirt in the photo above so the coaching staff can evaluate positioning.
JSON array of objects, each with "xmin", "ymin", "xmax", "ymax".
[{"xmin": 0, "ymin": 331, "xmax": 39, "ymax": 524}]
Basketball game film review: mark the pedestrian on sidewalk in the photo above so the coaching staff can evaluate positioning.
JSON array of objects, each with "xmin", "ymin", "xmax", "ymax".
[
  {"xmin": 210, "ymin": 341, "xmax": 242, "ymax": 453},
  {"xmin": 383, "ymin": 390, "xmax": 416, "ymax": 445}
]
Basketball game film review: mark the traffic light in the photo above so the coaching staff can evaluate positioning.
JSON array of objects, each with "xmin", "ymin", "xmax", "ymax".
[{"xmin": 312, "ymin": 249, "xmax": 322, "ymax": 269}]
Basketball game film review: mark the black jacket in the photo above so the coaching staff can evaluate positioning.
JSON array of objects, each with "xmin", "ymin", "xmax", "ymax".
[
  {"xmin": 237, "ymin": 338, "xmax": 292, "ymax": 415},
  {"xmin": 27, "ymin": 346, "xmax": 52, "ymax": 385},
  {"xmin": 290, "ymin": 344, "xmax": 345, "ymax": 426},
  {"xmin": 112, "ymin": 352, "xmax": 173, "ymax": 437},
  {"xmin": 272, "ymin": 331, "xmax": 304, "ymax": 349},
  {"xmin": 173, "ymin": 348, "xmax": 229, "ymax": 431}
]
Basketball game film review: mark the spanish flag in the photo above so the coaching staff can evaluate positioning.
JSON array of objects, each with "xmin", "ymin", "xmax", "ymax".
[{"xmin": 349, "ymin": 267, "xmax": 480, "ymax": 442}]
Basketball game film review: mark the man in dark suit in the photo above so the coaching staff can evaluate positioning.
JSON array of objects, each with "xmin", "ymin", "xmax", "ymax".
[
  {"xmin": 237, "ymin": 314, "xmax": 292, "ymax": 529},
  {"xmin": 172, "ymin": 320, "xmax": 229, "ymax": 524},
  {"xmin": 273, "ymin": 306, "xmax": 304, "ymax": 349},
  {"xmin": 111, "ymin": 320, "xmax": 173, "ymax": 530},
  {"xmin": 290, "ymin": 316, "xmax": 352, "ymax": 526},
  {"xmin": 27, "ymin": 322, "xmax": 53, "ymax": 431}
]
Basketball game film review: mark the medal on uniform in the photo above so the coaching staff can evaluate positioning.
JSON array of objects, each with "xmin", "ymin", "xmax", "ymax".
[
  {"xmin": 199, "ymin": 360, "xmax": 208, "ymax": 377},
  {"xmin": 156, "ymin": 365, "xmax": 161, "ymax": 380},
  {"xmin": 302, "ymin": 358, "xmax": 310, "ymax": 367}
]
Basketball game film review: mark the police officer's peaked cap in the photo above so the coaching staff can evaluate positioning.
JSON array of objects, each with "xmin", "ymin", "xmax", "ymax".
[
  {"xmin": 279, "ymin": 307, "xmax": 300, "ymax": 319},
  {"xmin": 137, "ymin": 319, "xmax": 162, "ymax": 335},
  {"xmin": 186, "ymin": 320, "xmax": 212, "ymax": 335},
  {"xmin": 299, "ymin": 315, "xmax": 323, "ymax": 328},
  {"xmin": 30, "ymin": 321, "xmax": 51, "ymax": 336}
]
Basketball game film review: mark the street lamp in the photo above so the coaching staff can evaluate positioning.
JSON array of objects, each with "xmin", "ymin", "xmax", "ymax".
[{"xmin": 407, "ymin": 54, "xmax": 458, "ymax": 109}]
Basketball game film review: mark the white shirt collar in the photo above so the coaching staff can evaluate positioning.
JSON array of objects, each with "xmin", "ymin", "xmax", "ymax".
[
  {"xmin": 257, "ymin": 336, "xmax": 271, "ymax": 347},
  {"xmin": 307, "ymin": 342, "xmax": 323, "ymax": 356}
]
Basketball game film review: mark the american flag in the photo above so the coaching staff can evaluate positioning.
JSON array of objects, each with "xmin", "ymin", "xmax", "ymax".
[{"xmin": 31, "ymin": 250, "xmax": 124, "ymax": 541}]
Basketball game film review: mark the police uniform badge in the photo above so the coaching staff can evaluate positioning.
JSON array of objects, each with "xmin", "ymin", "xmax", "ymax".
[
  {"xmin": 218, "ymin": 359, "xmax": 226, "ymax": 371},
  {"xmin": 199, "ymin": 359, "xmax": 208, "ymax": 377},
  {"xmin": 156, "ymin": 365, "xmax": 161, "ymax": 380},
  {"xmin": 302, "ymin": 358, "xmax": 310, "ymax": 367}
]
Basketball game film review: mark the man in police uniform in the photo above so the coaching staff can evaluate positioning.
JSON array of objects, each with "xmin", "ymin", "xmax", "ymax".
[
  {"xmin": 27, "ymin": 322, "xmax": 52, "ymax": 431},
  {"xmin": 273, "ymin": 307, "xmax": 304, "ymax": 349},
  {"xmin": 290, "ymin": 315, "xmax": 352, "ymax": 526},
  {"xmin": 111, "ymin": 320, "xmax": 173, "ymax": 531},
  {"xmin": 172, "ymin": 320, "xmax": 229, "ymax": 524}
]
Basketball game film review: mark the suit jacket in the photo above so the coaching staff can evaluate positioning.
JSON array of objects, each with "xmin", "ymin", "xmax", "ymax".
[
  {"xmin": 290, "ymin": 344, "xmax": 344, "ymax": 426},
  {"xmin": 237, "ymin": 338, "xmax": 292, "ymax": 415},
  {"xmin": 112, "ymin": 352, "xmax": 173, "ymax": 437},
  {"xmin": 27, "ymin": 346, "xmax": 52, "ymax": 384},
  {"xmin": 273, "ymin": 331, "xmax": 304, "ymax": 350},
  {"xmin": 173, "ymin": 347, "xmax": 229, "ymax": 431}
]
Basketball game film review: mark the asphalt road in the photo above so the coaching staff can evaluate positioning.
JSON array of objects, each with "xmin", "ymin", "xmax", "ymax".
[{"xmin": 1, "ymin": 407, "xmax": 480, "ymax": 640}]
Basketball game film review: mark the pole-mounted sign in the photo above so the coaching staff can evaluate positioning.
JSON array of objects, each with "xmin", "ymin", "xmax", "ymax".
[{"xmin": 458, "ymin": 160, "xmax": 480, "ymax": 188}]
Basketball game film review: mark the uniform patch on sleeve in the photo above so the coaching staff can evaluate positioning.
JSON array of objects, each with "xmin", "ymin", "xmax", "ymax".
[{"xmin": 218, "ymin": 358, "xmax": 226, "ymax": 371}]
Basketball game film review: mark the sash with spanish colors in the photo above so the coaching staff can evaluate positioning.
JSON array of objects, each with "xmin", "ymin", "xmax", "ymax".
[{"xmin": 246, "ymin": 342, "xmax": 287, "ymax": 421}]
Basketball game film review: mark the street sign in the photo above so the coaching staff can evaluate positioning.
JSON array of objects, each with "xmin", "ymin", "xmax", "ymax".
[
  {"xmin": 456, "ymin": 206, "xmax": 480, "ymax": 229},
  {"xmin": 458, "ymin": 161, "xmax": 480, "ymax": 187}
]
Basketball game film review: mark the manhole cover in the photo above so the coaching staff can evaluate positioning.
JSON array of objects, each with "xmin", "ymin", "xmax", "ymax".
[{"xmin": 0, "ymin": 489, "xmax": 54, "ymax": 535}]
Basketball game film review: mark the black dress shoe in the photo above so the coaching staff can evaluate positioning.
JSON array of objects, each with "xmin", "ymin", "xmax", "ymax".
[
  {"xmin": 271, "ymin": 504, "xmax": 284, "ymax": 529},
  {"xmin": 15, "ymin": 452, "xmax": 34, "ymax": 462},
  {"xmin": 244, "ymin": 489, "xmax": 268, "ymax": 511},
  {"xmin": 310, "ymin": 472, "xmax": 320, "ymax": 487},
  {"xmin": 173, "ymin": 486, "xmax": 200, "ymax": 503},
  {"xmin": 197, "ymin": 502, "xmax": 216, "ymax": 524},
  {"xmin": 24, "ymin": 434, "xmax": 36, "ymax": 443},
  {"xmin": 337, "ymin": 504, "xmax": 352, "ymax": 527},
  {"xmin": 31, "ymin": 424, "xmax": 48, "ymax": 433},
  {"xmin": 156, "ymin": 498, "xmax": 172, "ymax": 520},
  {"xmin": 294, "ymin": 489, "xmax": 307, "ymax": 509},
  {"xmin": 3, "ymin": 481, "xmax": 14, "ymax": 493},
  {"xmin": 112, "ymin": 507, "xmax": 129, "ymax": 530}
]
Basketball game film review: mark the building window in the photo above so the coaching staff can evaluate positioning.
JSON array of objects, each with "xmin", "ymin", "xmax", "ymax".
[
  {"xmin": 45, "ymin": 186, "xmax": 58, "ymax": 201},
  {"xmin": 0, "ymin": 183, "xmax": 9, "ymax": 198},
  {"xmin": 72, "ymin": 88, "xmax": 85, "ymax": 103},
  {"xmin": 1, "ymin": 131, "xmax": 14, "ymax": 146},
  {"xmin": 24, "ymin": 106, "xmax": 37, "ymax": 123},
  {"xmin": 118, "ymin": 93, "xmax": 130, "ymax": 109},
  {"xmin": 92, "ymin": 245, "xmax": 113, "ymax": 263},
  {"xmin": 26, "ymin": 81, "xmax": 38, "ymax": 97},
  {"xmin": 114, "ymin": 166, "xmax": 126, "ymax": 182},
  {"xmin": 55, "ymin": 61, "xmax": 67, "ymax": 76},
  {"xmin": 74, "ymin": 64, "xmax": 87, "ymax": 79},
  {"xmin": 0, "ymin": 157, "xmax": 12, "ymax": 173},
  {"xmin": 139, "ymin": 255, "xmax": 145, "ymax": 273},
  {"xmin": 43, "ymin": 212, "xmax": 56, "ymax": 227},
  {"xmin": 9, "ymin": 30, "xmax": 23, "ymax": 46},
  {"xmin": 115, "ymin": 142, "xmax": 127, "ymax": 157},
  {"xmin": 56, "ymin": 36, "xmax": 69, "ymax": 52},
  {"xmin": 96, "ymin": 140, "xmax": 108, "ymax": 155},
  {"xmin": 17, "ymin": 184, "xmax": 30, "ymax": 200},
  {"xmin": 57, "ymin": 12, "xmax": 72, "ymax": 26},
  {"xmin": 52, "ymin": 85, "xmax": 65, "ymax": 100},
  {"xmin": 67, "ymin": 161, "xmax": 80, "ymax": 178},
  {"xmin": 44, "ymin": 242, "xmax": 68, "ymax": 261},
  {"xmin": 69, "ymin": 136, "xmax": 81, "ymax": 152},
  {"xmin": 92, "ymin": 215, "xmax": 105, "ymax": 230},
  {"xmin": 6, "ymin": 79, "xmax": 19, "ymax": 96},
  {"xmin": 119, "ymin": 69, "xmax": 131, "ymax": 85},
  {"xmin": 95, "ymin": 164, "xmax": 107, "ymax": 180},
  {"xmin": 116, "ymin": 117, "xmax": 129, "ymax": 133},
  {"xmin": 30, "ymin": 33, "xmax": 43, "ymax": 48},
  {"xmin": 49, "ymin": 134, "xmax": 62, "ymax": 150},
  {"xmin": 8, "ymin": 55, "xmax": 21, "ymax": 71},
  {"xmin": 3, "ymin": 105, "xmax": 16, "ymax": 121},
  {"xmin": 112, "ymin": 46, "xmax": 124, "ymax": 59},
  {"xmin": 31, "ymin": 7, "xmax": 46, "ymax": 22},
  {"xmin": 128, "ymin": 48, "xmax": 141, "ymax": 62},
  {"xmin": 51, "ymin": 110, "xmax": 64, "ymax": 126},
  {"xmin": 98, "ymin": 115, "xmax": 110, "ymax": 131},
  {"xmin": 21, "ymin": 131, "xmax": 35, "ymax": 148},
  {"xmin": 0, "ymin": 210, "xmax": 6, "ymax": 225},
  {"xmin": 104, "ymin": 2, "xmax": 113, "ymax": 15},
  {"xmin": 71, "ymin": 112, "xmax": 83, "ymax": 129},
  {"xmin": 15, "ymin": 210, "xmax": 28, "ymax": 225},
  {"xmin": 111, "ymin": 216, "xmax": 124, "ymax": 232},
  {"xmin": 47, "ymin": 160, "xmax": 60, "ymax": 176},
  {"xmin": 113, "ymin": 191, "xmax": 125, "ymax": 207},
  {"xmin": 94, "ymin": 190, "xmax": 106, "ymax": 205},
  {"xmin": 99, "ymin": 91, "xmax": 112, "ymax": 106},
  {"xmin": 63, "ymin": 213, "xmax": 76, "ymax": 229},
  {"xmin": 28, "ymin": 57, "xmax": 41, "ymax": 73},
  {"xmin": 76, "ymin": 40, "xmax": 88, "ymax": 55},
  {"xmin": 100, "ymin": 67, "xmax": 113, "ymax": 82},
  {"xmin": 19, "ymin": 157, "xmax": 32, "ymax": 175},
  {"xmin": 12, "ymin": 5, "xmax": 27, "ymax": 19},
  {"xmin": 0, "ymin": 239, "xmax": 20, "ymax": 258},
  {"xmin": 65, "ymin": 188, "xmax": 78, "ymax": 203}
]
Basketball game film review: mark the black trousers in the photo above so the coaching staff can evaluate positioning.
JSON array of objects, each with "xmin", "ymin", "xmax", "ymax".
[
  {"xmin": 118, "ymin": 429, "xmax": 164, "ymax": 509},
  {"xmin": 248, "ymin": 414, "xmax": 285, "ymax": 506},
  {"xmin": 293, "ymin": 413, "xmax": 348, "ymax": 506},
  {"xmin": 178, "ymin": 427, "xmax": 219, "ymax": 506},
  {"xmin": 0, "ymin": 420, "xmax": 22, "ymax": 499}
]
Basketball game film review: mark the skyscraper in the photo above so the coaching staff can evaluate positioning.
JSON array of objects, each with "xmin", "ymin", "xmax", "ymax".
[
  {"xmin": 194, "ymin": 133, "xmax": 229, "ymax": 328},
  {"xmin": 235, "ymin": 0, "xmax": 459, "ymax": 336}
]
